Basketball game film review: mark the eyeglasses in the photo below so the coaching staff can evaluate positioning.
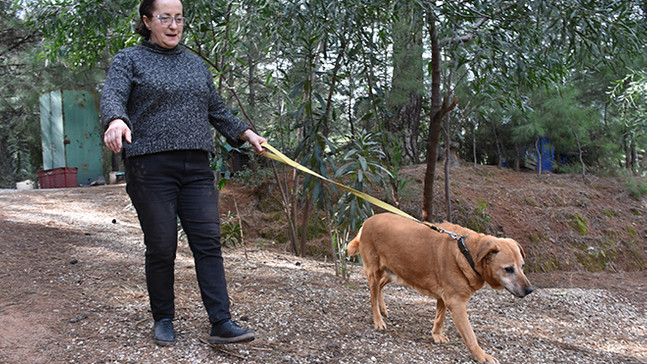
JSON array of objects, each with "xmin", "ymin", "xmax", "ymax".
[{"xmin": 155, "ymin": 15, "xmax": 186, "ymax": 26}]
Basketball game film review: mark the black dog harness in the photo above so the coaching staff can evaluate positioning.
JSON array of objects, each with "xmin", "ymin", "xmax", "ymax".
[{"xmin": 423, "ymin": 222, "xmax": 480, "ymax": 276}]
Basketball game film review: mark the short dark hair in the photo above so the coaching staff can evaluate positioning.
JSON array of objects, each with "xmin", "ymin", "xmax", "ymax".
[{"xmin": 135, "ymin": 0, "xmax": 156, "ymax": 38}]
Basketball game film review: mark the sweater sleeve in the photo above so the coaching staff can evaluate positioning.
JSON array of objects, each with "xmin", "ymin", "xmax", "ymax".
[
  {"xmin": 100, "ymin": 51, "xmax": 133, "ymax": 130},
  {"xmin": 206, "ymin": 76, "xmax": 250, "ymax": 148}
]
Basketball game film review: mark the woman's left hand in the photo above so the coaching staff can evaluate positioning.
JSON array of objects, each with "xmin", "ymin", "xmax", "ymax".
[{"xmin": 240, "ymin": 129, "xmax": 267, "ymax": 155}]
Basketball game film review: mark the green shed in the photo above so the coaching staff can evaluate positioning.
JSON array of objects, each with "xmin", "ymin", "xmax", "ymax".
[{"xmin": 39, "ymin": 90, "xmax": 103, "ymax": 185}]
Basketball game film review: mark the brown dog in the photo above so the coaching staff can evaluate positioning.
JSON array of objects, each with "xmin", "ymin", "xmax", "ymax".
[{"xmin": 347, "ymin": 213, "xmax": 533, "ymax": 364}]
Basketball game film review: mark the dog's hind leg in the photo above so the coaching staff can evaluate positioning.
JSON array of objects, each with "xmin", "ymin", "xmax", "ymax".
[
  {"xmin": 366, "ymin": 268, "xmax": 387, "ymax": 329},
  {"xmin": 432, "ymin": 299, "xmax": 449, "ymax": 343},
  {"xmin": 378, "ymin": 274, "xmax": 391, "ymax": 317}
]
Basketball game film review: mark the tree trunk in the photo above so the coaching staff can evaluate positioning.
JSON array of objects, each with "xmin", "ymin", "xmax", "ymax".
[
  {"xmin": 348, "ymin": 96, "xmax": 355, "ymax": 136},
  {"xmin": 397, "ymin": 97, "xmax": 423, "ymax": 164},
  {"xmin": 573, "ymin": 130, "xmax": 586, "ymax": 178},
  {"xmin": 422, "ymin": 14, "xmax": 458, "ymax": 222},
  {"xmin": 323, "ymin": 38, "xmax": 346, "ymax": 137},
  {"xmin": 513, "ymin": 142, "xmax": 521, "ymax": 172},
  {"xmin": 489, "ymin": 117, "xmax": 503, "ymax": 168},
  {"xmin": 444, "ymin": 112, "xmax": 452, "ymax": 223},
  {"xmin": 217, "ymin": 3, "xmax": 233, "ymax": 94},
  {"xmin": 269, "ymin": 162, "xmax": 299, "ymax": 255},
  {"xmin": 298, "ymin": 195, "xmax": 312, "ymax": 257},
  {"xmin": 289, "ymin": 170, "xmax": 300, "ymax": 253},
  {"xmin": 630, "ymin": 142, "xmax": 638, "ymax": 175},
  {"xmin": 247, "ymin": 53, "xmax": 256, "ymax": 112},
  {"xmin": 422, "ymin": 15, "xmax": 442, "ymax": 222},
  {"xmin": 472, "ymin": 121, "xmax": 478, "ymax": 167}
]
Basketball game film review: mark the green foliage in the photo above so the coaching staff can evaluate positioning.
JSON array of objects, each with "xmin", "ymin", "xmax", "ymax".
[
  {"xmin": 575, "ymin": 241, "xmax": 618, "ymax": 272},
  {"xmin": 220, "ymin": 211, "xmax": 243, "ymax": 248},
  {"xmin": 533, "ymin": 256, "xmax": 561, "ymax": 273},
  {"xmin": 0, "ymin": 3, "xmax": 40, "ymax": 187},
  {"xmin": 625, "ymin": 177, "xmax": 647, "ymax": 200},
  {"xmin": 626, "ymin": 226, "xmax": 638, "ymax": 239},
  {"xmin": 330, "ymin": 132, "xmax": 391, "ymax": 277},
  {"xmin": 0, "ymin": 1, "xmax": 121, "ymax": 187},
  {"xmin": 524, "ymin": 197, "xmax": 539, "ymax": 207},
  {"xmin": 611, "ymin": 69, "xmax": 647, "ymax": 119},
  {"xmin": 568, "ymin": 214, "xmax": 588, "ymax": 235},
  {"xmin": 381, "ymin": 133, "xmax": 412, "ymax": 202},
  {"xmin": 467, "ymin": 198, "xmax": 490, "ymax": 234},
  {"xmin": 527, "ymin": 233, "xmax": 547, "ymax": 244},
  {"xmin": 610, "ymin": 68, "xmax": 647, "ymax": 175},
  {"xmin": 334, "ymin": 132, "xmax": 390, "ymax": 230},
  {"xmin": 330, "ymin": 229, "xmax": 351, "ymax": 280},
  {"xmin": 233, "ymin": 167, "xmax": 275, "ymax": 189},
  {"xmin": 179, "ymin": 213, "xmax": 245, "ymax": 249},
  {"xmin": 5, "ymin": 0, "xmax": 645, "ymax": 188},
  {"xmin": 26, "ymin": 0, "xmax": 140, "ymax": 67}
]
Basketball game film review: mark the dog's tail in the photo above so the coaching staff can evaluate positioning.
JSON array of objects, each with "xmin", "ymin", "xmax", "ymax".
[{"xmin": 346, "ymin": 226, "xmax": 362, "ymax": 256}]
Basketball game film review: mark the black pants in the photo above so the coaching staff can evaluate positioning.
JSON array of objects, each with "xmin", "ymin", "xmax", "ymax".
[{"xmin": 125, "ymin": 150, "xmax": 231, "ymax": 325}]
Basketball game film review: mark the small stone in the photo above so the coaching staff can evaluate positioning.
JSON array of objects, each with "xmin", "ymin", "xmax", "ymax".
[{"xmin": 69, "ymin": 314, "xmax": 88, "ymax": 323}]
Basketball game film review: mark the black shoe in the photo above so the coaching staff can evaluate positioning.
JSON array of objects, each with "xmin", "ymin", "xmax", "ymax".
[
  {"xmin": 209, "ymin": 320, "xmax": 255, "ymax": 344},
  {"xmin": 153, "ymin": 318, "xmax": 176, "ymax": 346}
]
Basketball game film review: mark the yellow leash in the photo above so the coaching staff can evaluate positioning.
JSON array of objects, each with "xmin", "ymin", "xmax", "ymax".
[
  {"xmin": 260, "ymin": 142, "xmax": 418, "ymax": 222},
  {"xmin": 260, "ymin": 142, "xmax": 479, "ymax": 273}
]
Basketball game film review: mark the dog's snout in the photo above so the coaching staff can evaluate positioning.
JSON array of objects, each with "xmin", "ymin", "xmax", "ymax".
[{"xmin": 507, "ymin": 281, "xmax": 534, "ymax": 298}]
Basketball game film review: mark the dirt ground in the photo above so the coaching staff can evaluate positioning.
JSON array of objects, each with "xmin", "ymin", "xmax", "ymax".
[{"xmin": 0, "ymin": 164, "xmax": 646, "ymax": 363}]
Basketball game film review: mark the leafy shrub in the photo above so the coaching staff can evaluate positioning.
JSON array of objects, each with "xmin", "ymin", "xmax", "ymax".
[
  {"xmin": 468, "ymin": 198, "xmax": 490, "ymax": 233},
  {"xmin": 625, "ymin": 177, "xmax": 647, "ymax": 200},
  {"xmin": 221, "ymin": 211, "xmax": 243, "ymax": 248}
]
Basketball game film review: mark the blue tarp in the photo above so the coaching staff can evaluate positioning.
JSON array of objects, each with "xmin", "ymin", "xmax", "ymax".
[{"xmin": 537, "ymin": 137, "xmax": 554, "ymax": 172}]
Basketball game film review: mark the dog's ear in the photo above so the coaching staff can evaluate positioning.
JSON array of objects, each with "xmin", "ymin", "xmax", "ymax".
[
  {"xmin": 475, "ymin": 239, "xmax": 499, "ymax": 262},
  {"xmin": 515, "ymin": 240, "xmax": 526, "ymax": 259},
  {"xmin": 501, "ymin": 238, "xmax": 526, "ymax": 259}
]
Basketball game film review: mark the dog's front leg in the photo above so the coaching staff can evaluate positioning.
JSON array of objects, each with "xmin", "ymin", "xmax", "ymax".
[
  {"xmin": 447, "ymin": 300, "xmax": 499, "ymax": 364},
  {"xmin": 432, "ymin": 299, "xmax": 449, "ymax": 343}
]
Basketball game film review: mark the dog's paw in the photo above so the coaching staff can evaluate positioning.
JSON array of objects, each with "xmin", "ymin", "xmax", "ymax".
[
  {"xmin": 479, "ymin": 354, "xmax": 499, "ymax": 364},
  {"xmin": 432, "ymin": 334, "xmax": 449, "ymax": 344},
  {"xmin": 379, "ymin": 302, "xmax": 388, "ymax": 317},
  {"xmin": 373, "ymin": 321, "xmax": 387, "ymax": 330}
]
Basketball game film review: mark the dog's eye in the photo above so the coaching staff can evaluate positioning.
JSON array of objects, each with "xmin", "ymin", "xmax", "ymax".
[{"xmin": 504, "ymin": 267, "xmax": 515, "ymax": 274}]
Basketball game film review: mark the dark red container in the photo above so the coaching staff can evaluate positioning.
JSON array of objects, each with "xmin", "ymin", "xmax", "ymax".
[{"xmin": 37, "ymin": 167, "xmax": 78, "ymax": 189}]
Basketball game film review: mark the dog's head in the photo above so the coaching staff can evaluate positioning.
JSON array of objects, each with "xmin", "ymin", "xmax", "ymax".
[{"xmin": 476, "ymin": 237, "xmax": 534, "ymax": 298}]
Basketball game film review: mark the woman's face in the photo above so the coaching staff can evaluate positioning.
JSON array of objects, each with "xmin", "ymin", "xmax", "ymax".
[{"xmin": 143, "ymin": 0, "xmax": 184, "ymax": 49}]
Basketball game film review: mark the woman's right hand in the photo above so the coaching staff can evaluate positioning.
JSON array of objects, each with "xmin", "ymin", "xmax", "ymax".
[{"xmin": 104, "ymin": 119, "xmax": 132, "ymax": 154}]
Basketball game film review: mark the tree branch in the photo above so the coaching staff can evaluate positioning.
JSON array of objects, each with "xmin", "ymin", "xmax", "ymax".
[
  {"xmin": 439, "ymin": 4, "xmax": 516, "ymax": 47},
  {"xmin": 0, "ymin": 32, "xmax": 38, "ymax": 57}
]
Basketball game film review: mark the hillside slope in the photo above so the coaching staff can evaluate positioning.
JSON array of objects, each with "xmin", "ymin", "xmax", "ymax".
[
  {"xmin": 222, "ymin": 163, "xmax": 646, "ymax": 273},
  {"xmin": 403, "ymin": 164, "xmax": 647, "ymax": 273}
]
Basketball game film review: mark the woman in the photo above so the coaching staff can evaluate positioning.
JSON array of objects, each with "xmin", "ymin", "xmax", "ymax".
[{"xmin": 100, "ymin": 0, "xmax": 265, "ymax": 346}]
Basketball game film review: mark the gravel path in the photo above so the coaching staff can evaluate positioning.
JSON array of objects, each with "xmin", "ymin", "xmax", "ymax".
[{"xmin": 0, "ymin": 186, "xmax": 645, "ymax": 363}]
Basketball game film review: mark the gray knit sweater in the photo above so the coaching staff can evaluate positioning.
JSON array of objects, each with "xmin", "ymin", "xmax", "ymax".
[{"xmin": 100, "ymin": 39, "xmax": 250, "ymax": 158}]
